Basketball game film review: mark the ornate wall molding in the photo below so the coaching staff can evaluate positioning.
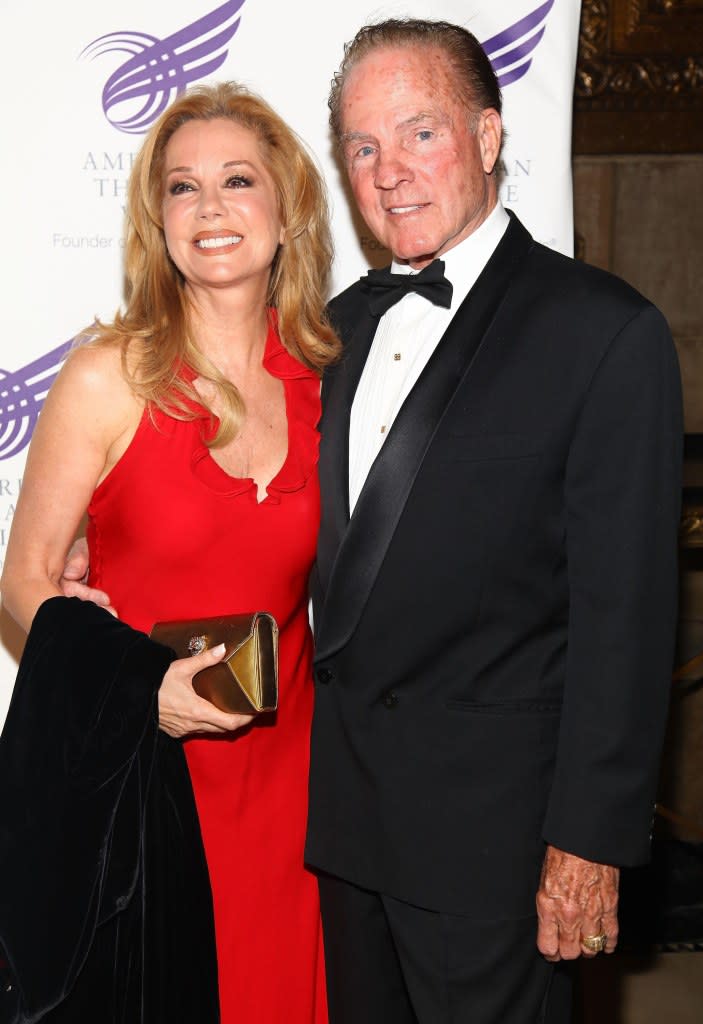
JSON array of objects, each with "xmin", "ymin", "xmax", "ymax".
[{"xmin": 574, "ymin": 0, "xmax": 703, "ymax": 152}]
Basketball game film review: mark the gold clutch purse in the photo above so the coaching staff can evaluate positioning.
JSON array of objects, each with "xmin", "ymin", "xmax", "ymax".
[{"xmin": 150, "ymin": 613, "xmax": 278, "ymax": 714}]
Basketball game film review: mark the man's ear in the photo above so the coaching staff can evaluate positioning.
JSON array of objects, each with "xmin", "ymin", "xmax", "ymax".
[{"xmin": 477, "ymin": 109, "xmax": 502, "ymax": 176}]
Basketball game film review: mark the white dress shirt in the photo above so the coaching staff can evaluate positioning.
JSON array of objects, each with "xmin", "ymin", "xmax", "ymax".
[{"xmin": 348, "ymin": 203, "xmax": 510, "ymax": 513}]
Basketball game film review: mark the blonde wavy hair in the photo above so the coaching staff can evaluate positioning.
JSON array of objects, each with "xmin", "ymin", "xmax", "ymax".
[{"xmin": 90, "ymin": 82, "xmax": 340, "ymax": 445}]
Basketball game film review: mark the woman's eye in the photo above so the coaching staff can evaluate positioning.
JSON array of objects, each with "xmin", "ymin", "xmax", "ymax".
[
  {"xmin": 169, "ymin": 181, "xmax": 195, "ymax": 195},
  {"xmin": 225, "ymin": 175, "xmax": 253, "ymax": 188}
]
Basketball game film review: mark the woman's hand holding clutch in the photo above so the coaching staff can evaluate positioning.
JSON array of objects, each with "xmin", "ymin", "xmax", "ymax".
[{"xmin": 158, "ymin": 643, "xmax": 255, "ymax": 738}]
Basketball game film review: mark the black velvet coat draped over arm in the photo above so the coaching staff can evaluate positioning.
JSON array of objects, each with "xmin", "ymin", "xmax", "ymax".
[{"xmin": 0, "ymin": 597, "xmax": 219, "ymax": 1024}]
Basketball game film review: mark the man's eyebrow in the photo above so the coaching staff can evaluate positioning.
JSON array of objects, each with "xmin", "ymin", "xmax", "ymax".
[
  {"xmin": 340, "ymin": 108, "xmax": 452, "ymax": 148},
  {"xmin": 340, "ymin": 112, "xmax": 445, "ymax": 145},
  {"xmin": 399, "ymin": 111, "xmax": 441, "ymax": 127},
  {"xmin": 340, "ymin": 131, "xmax": 374, "ymax": 145}
]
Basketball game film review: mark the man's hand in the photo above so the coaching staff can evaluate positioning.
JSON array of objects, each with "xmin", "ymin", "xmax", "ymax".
[
  {"xmin": 60, "ymin": 537, "xmax": 116, "ymax": 615},
  {"xmin": 536, "ymin": 845, "xmax": 619, "ymax": 961}
]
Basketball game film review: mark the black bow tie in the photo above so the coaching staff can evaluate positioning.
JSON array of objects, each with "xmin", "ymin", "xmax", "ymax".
[{"xmin": 359, "ymin": 259, "xmax": 453, "ymax": 317}]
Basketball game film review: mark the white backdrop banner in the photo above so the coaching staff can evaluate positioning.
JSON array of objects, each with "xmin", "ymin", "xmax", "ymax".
[{"xmin": 0, "ymin": 0, "xmax": 581, "ymax": 718}]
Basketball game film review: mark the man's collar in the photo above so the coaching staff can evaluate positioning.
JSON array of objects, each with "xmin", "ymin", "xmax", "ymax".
[
  {"xmin": 390, "ymin": 203, "xmax": 510, "ymax": 280},
  {"xmin": 387, "ymin": 204, "xmax": 510, "ymax": 312}
]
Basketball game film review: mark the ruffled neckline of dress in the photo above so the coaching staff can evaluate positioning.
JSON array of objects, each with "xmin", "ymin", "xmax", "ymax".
[{"xmin": 188, "ymin": 313, "xmax": 321, "ymax": 503}]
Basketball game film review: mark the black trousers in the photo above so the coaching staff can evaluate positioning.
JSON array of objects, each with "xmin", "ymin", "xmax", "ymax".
[{"xmin": 318, "ymin": 873, "xmax": 573, "ymax": 1024}]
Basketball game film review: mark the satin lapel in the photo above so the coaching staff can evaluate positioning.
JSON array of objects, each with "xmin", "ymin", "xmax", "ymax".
[
  {"xmin": 315, "ymin": 214, "xmax": 533, "ymax": 662},
  {"xmin": 315, "ymin": 303, "xmax": 378, "ymax": 593}
]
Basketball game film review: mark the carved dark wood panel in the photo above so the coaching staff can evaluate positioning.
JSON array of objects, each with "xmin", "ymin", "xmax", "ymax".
[
  {"xmin": 613, "ymin": 1, "xmax": 703, "ymax": 56},
  {"xmin": 574, "ymin": 0, "xmax": 703, "ymax": 152}
]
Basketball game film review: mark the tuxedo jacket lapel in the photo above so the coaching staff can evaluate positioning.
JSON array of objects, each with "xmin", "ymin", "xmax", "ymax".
[
  {"xmin": 316, "ymin": 214, "xmax": 533, "ymax": 662},
  {"xmin": 315, "ymin": 305, "xmax": 377, "ymax": 588}
]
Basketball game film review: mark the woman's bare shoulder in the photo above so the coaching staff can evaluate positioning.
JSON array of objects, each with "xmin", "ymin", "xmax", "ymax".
[
  {"xmin": 62, "ymin": 337, "xmax": 126, "ymax": 384},
  {"xmin": 42, "ymin": 338, "xmax": 144, "ymax": 446},
  {"xmin": 58, "ymin": 339, "xmax": 141, "ymax": 407}
]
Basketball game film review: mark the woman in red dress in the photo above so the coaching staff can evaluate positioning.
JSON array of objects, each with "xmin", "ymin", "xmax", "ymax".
[{"xmin": 1, "ymin": 83, "xmax": 339, "ymax": 1022}]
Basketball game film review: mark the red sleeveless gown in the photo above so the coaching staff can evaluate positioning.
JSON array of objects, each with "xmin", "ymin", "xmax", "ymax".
[{"xmin": 86, "ymin": 322, "xmax": 327, "ymax": 1023}]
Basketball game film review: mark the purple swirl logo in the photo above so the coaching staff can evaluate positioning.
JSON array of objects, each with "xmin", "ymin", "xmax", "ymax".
[
  {"xmin": 0, "ymin": 340, "xmax": 74, "ymax": 461},
  {"xmin": 484, "ymin": 0, "xmax": 555, "ymax": 88},
  {"xmin": 80, "ymin": 0, "xmax": 246, "ymax": 135},
  {"xmin": 79, "ymin": 0, "xmax": 552, "ymax": 136}
]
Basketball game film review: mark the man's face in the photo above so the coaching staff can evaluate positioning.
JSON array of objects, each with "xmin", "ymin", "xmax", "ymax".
[{"xmin": 340, "ymin": 45, "xmax": 502, "ymax": 269}]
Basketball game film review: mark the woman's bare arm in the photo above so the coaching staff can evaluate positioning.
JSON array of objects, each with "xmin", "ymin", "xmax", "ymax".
[
  {"xmin": 1, "ymin": 343, "xmax": 141, "ymax": 631},
  {"xmin": 1, "ymin": 343, "xmax": 253, "ymax": 735}
]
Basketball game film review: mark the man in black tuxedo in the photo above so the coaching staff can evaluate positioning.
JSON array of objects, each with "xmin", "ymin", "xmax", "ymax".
[{"xmin": 305, "ymin": 18, "xmax": 682, "ymax": 1024}]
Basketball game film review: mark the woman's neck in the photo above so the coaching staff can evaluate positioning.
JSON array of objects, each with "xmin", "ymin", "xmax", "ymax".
[{"xmin": 186, "ymin": 284, "xmax": 271, "ymax": 375}]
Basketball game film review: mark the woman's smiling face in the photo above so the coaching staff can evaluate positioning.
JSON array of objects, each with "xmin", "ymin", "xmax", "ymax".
[{"xmin": 161, "ymin": 117, "xmax": 284, "ymax": 298}]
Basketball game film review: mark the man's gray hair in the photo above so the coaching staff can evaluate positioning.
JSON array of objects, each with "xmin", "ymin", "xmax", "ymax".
[{"xmin": 328, "ymin": 18, "xmax": 503, "ymax": 142}]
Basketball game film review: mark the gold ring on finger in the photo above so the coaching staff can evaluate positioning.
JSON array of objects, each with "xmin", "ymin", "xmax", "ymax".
[{"xmin": 581, "ymin": 932, "xmax": 607, "ymax": 953}]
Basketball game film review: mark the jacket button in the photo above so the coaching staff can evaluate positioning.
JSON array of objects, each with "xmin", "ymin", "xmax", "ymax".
[
  {"xmin": 383, "ymin": 692, "xmax": 398, "ymax": 709},
  {"xmin": 317, "ymin": 667, "xmax": 333, "ymax": 685}
]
